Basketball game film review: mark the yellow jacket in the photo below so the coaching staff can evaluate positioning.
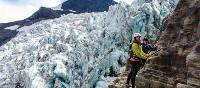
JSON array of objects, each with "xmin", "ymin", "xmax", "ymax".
[{"xmin": 131, "ymin": 43, "xmax": 148, "ymax": 59}]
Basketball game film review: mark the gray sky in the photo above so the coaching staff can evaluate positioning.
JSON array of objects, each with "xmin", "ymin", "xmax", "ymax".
[{"xmin": 0, "ymin": 0, "xmax": 132, "ymax": 23}]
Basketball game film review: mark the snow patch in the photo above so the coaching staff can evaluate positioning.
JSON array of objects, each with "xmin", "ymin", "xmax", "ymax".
[
  {"xmin": 69, "ymin": 9, "xmax": 76, "ymax": 13},
  {"xmin": 5, "ymin": 25, "xmax": 19, "ymax": 30},
  {"xmin": 51, "ymin": 4, "xmax": 63, "ymax": 11}
]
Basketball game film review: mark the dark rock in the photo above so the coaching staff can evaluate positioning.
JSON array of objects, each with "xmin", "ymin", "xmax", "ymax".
[
  {"xmin": 0, "ymin": 29, "xmax": 18, "ymax": 46},
  {"xmin": 61, "ymin": 0, "xmax": 117, "ymax": 13}
]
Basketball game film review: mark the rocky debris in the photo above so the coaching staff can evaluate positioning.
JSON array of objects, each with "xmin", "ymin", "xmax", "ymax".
[
  {"xmin": 176, "ymin": 83, "xmax": 193, "ymax": 88},
  {"xmin": 186, "ymin": 41, "xmax": 200, "ymax": 87},
  {"xmin": 108, "ymin": 71, "xmax": 130, "ymax": 88}
]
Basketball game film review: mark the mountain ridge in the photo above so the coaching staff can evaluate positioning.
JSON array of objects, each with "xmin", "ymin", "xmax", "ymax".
[{"xmin": 0, "ymin": 0, "xmax": 117, "ymax": 29}]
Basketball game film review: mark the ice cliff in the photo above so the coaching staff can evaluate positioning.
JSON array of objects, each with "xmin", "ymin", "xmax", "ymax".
[{"xmin": 0, "ymin": 0, "xmax": 178, "ymax": 88}]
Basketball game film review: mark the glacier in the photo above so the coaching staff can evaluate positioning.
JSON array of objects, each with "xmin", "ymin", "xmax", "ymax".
[{"xmin": 0, "ymin": 0, "xmax": 178, "ymax": 88}]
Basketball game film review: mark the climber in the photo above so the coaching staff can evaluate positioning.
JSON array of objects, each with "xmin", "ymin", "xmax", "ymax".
[
  {"xmin": 142, "ymin": 38, "xmax": 157, "ymax": 54},
  {"xmin": 126, "ymin": 33, "xmax": 149, "ymax": 88},
  {"xmin": 141, "ymin": 38, "xmax": 157, "ymax": 67}
]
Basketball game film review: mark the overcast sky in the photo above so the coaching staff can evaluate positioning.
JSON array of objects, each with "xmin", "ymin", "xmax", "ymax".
[{"xmin": 0, "ymin": 0, "xmax": 133, "ymax": 23}]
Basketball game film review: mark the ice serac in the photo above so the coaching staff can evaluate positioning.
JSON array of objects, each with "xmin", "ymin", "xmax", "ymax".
[
  {"xmin": 128, "ymin": 0, "xmax": 179, "ymax": 40},
  {"xmin": 136, "ymin": 0, "xmax": 200, "ymax": 88},
  {"xmin": 0, "ymin": 9, "xmax": 130, "ymax": 88}
]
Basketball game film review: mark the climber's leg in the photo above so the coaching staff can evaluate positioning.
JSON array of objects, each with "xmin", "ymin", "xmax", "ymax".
[
  {"xmin": 130, "ymin": 62, "xmax": 140, "ymax": 88},
  {"xmin": 141, "ymin": 59, "xmax": 146, "ymax": 68},
  {"xmin": 126, "ymin": 62, "xmax": 134, "ymax": 84}
]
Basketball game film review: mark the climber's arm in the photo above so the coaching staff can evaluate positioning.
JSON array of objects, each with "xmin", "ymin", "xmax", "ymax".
[{"xmin": 132, "ymin": 43, "xmax": 147, "ymax": 59}]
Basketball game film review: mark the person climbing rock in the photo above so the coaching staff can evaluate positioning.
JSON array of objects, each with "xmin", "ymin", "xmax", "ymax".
[
  {"xmin": 142, "ymin": 38, "xmax": 157, "ymax": 54},
  {"xmin": 125, "ymin": 40, "xmax": 135, "ymax": 71},
  {"xmin": 126, "ymin": 33, "xmax": 149, "ymax": 88},
  {"xmin": 141, "ymin": 38, "xmax": 157, "ymax": 67}
]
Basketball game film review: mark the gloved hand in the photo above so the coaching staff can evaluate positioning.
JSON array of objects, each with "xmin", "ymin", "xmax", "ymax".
[{"xmin": 146, "ymin": 54, "xmax": 151, "ymax": 59}]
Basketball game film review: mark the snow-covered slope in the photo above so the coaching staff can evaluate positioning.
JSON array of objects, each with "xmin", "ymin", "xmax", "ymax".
[{"xmin": 0, "ymin": 0, "xmax": 178, "ymax": 88}]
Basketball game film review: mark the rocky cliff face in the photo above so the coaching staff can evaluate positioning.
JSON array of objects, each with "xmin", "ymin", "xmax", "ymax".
[{"xmin": 135, "ymin": 0, "xmax": 200, "ymax": 88}]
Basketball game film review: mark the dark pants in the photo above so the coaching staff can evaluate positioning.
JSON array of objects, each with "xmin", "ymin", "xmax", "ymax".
[
  {"xmin": 141, "ymin": 59, "xmax": 146, "ymax": 68},
  {"xmin": 126, "ymin": 61, "xmax": 140, "ymax": 88}
]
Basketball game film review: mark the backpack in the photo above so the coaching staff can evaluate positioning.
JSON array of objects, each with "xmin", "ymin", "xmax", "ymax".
[
  {"xmin": 128, "ymin": 42, "xmax": 133, "ymax": 55},
  {"xmin": 129, "ymin": 42, "xmax": 133, "ymax": 50}
]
